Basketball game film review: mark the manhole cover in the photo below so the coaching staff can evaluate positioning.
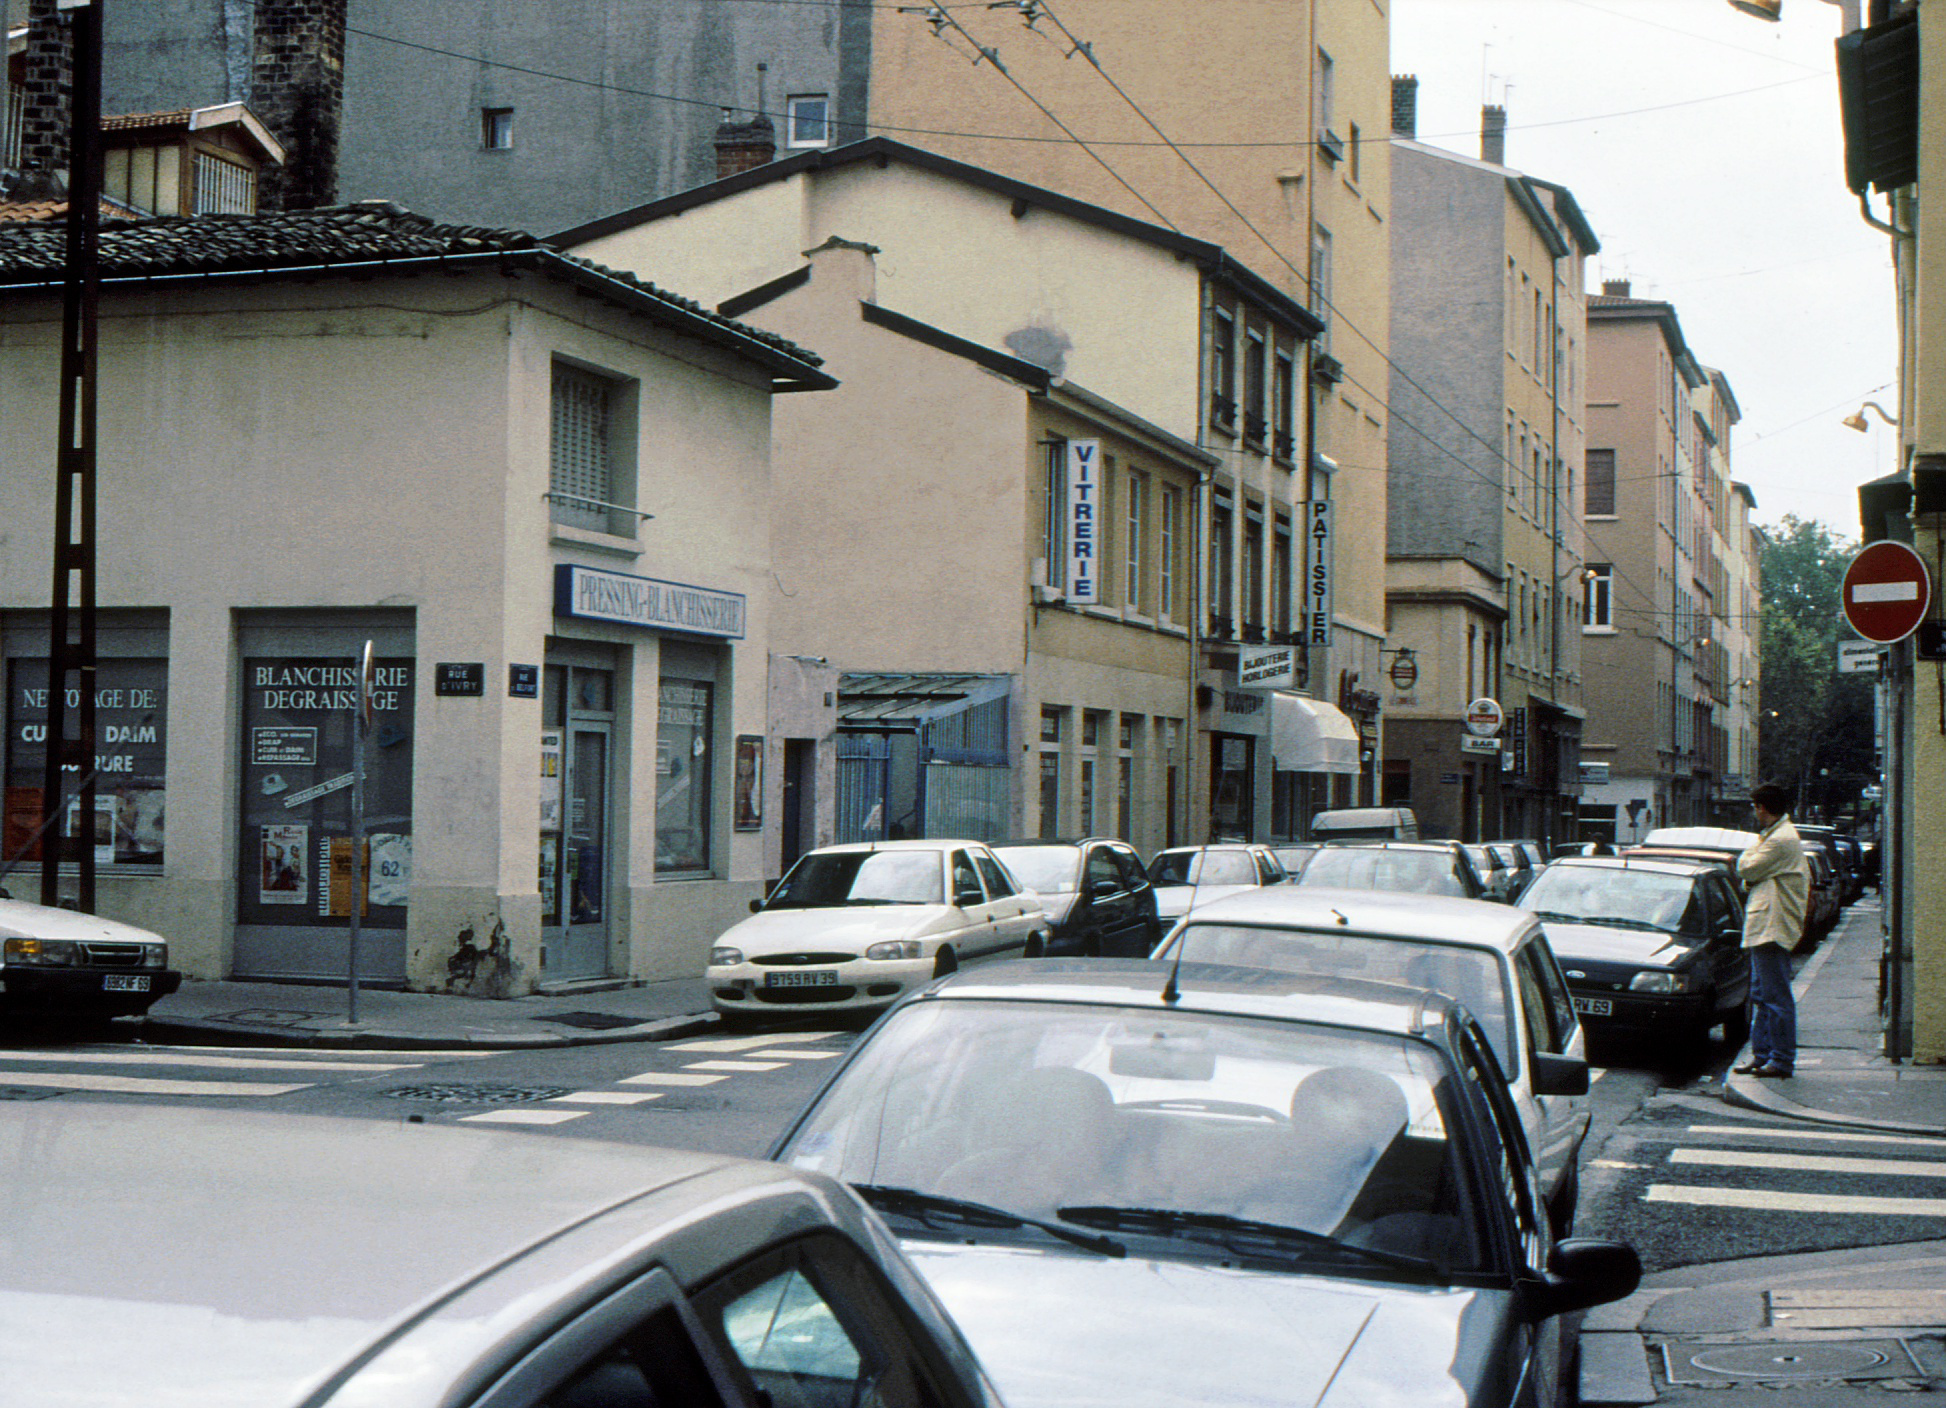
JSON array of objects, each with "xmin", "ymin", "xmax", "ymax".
[
  {"xmin": 1664, "ymin": 1339, "xmax": 1922, "ymax": 1385},
  {"xmin": 536, "ymin": 1011, "xmax": 644, "ymax": 1031},
  {"xmin": 381, "ymin": 1084, "xmax": 572, "ymax": 1105}
]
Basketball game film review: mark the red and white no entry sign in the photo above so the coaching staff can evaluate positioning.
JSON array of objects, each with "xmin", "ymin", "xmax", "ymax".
[{"xmin": 1842, "ymin": 540, "xmax": 1932, "ymax": 644}]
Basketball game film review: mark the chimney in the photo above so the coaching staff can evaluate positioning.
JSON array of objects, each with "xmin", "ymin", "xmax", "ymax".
[
  {"xmin": 15, "ymin": 0, "xmax": 73, "ymax": 192},
  {"xmin": 1390, "ymin": 75, "xmax": 1418, "ymax": 138},
  {"xmin": 1602, "ymin": 278, "xmax": 1632, "ymax": 298},
  {"xmin": 1481, "ymin": 105, "xmax": 1507, "ymax": 165},
  {"xmin": 714, "ymin": 63, "xmax": 776, "ymax": 180},
  {"xmin": 253, "ymin": 0, "xmax": 346, "ymax": 210},
  {"xmin": 714, "ymin": 112, "xmax": 776, "ymax": 180}
]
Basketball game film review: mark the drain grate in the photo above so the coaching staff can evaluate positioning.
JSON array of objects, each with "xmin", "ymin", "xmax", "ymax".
[
  {"xmin": 381, "ymin": 1084, "xmax": 572, "ymax": 1105},
  {"xmin": 1664, "ymin": 1339, "xmax": 1923, "ymax": 1386},
  {"xmin": 536, "ymin": 1011, "xmax": 645, "ymax": 1031}
]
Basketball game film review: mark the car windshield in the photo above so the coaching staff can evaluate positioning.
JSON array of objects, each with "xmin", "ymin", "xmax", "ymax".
[
  {"xmin": 992, "ymin": 846, "xmax": 1080, "ymax": 894},
  {"xmin": 1296, "ymin": 848, "xmax": 1468, "ymax": 898},
  {"xmin": 779, "ymin": 998, "xmax": 1484, "ymax": 1276},
  {"xmin": 1160, "ymin": 924, "xmax": 1519, "ymax": 1079},
  {"xmin": 765, "ymin": 850, "xmax": 943, "ymax": 908},
  {"xmin": 1520, "ymin": 866, "xmax": 1695, "ymax": 932},
  {"xmin": 1149, "ymin": 850, "xmax": 1257, "ymax": 887}
]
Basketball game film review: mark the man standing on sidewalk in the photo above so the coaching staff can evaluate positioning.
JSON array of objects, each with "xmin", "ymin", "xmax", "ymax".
[{"xmin": 1733, "ymin": 781, "xmax": 1811, "ymax": 1079}]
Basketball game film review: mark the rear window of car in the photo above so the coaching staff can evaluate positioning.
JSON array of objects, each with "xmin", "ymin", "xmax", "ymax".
[
  {"xmin": 783, "ymin": 998, "xmax": 1487, "ymax": 1274},
  {"xmin": 1160, "ymin": 923, "xmax": 1518, "ymax": 1078},
  {"xmin": 1296, "ymin": 848, "xmax": 1469, "ymax": 898},
  {"xmin": 1149, "ymin": 850, "xmax": 1257, "ymax": 887}
]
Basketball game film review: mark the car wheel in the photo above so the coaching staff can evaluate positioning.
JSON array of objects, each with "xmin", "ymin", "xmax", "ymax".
[
  {"xmin": 1023, "ymin": 932, "xmax": 1046, "ymax": 959},
  {"xmin": 933, "ymin": 947, "xmax": 958, "ymax": 978},
  {"xmin": 1721, "ymin": 997, "xmax": 1751, "ymax": 1050}
]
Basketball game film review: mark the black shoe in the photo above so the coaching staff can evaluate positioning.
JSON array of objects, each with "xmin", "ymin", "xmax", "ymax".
[
  {"xmin": 1732, "ymin": 1060, "xmax": 1768, "ymax": 1075},
  {"xmin": 1753, "ymin": 1063, "xmax": 1794, "ymax": 1079}
]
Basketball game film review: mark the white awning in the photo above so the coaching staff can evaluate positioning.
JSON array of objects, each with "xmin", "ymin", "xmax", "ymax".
[{"xmin": 1271, "ymin": 692, "xmax": 1361, "ymax": 774}]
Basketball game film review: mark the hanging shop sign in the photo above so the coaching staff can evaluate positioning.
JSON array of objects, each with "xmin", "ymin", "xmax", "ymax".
[
  {"xmin": 555, "ymin": 564, "xmax": 747, "ymax": 640},
  {"xmin": 1239, "ymin": 645, "xmax": 1298, "ymax": 690},
  {"xmin": 1065, "ymin": 439, "xmax": 1102, "ymax": 605},
  {"xmin": 1463, "ymin": 697, "xmax": 1504, "ymax": 737},
  {"xmin": 1303, "ymin": 500, "xmax": 1333, "ymax": 647}
]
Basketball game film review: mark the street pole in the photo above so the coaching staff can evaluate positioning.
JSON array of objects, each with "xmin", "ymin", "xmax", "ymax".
[
  {"xmin": 347, "ymin": 639, "xmax": 372, "ymax": 1025},
  {"xmin": 39, "ymin": 0, "xmax": 101, "ymax": 912}
]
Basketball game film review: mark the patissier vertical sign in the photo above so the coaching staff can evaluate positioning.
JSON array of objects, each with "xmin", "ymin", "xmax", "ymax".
[{"xmin": 1066, "ymin": 439, "xmax": 1101, "ymax": 605}]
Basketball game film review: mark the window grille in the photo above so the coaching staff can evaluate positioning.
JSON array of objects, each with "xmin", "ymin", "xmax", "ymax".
[
  {"xmin": 552, "ymin": 366, "xmax": 613, "ymax": 530},
  {"xmin": 191, "ymin": 153, "xmax": 255, "ymax": 214}
]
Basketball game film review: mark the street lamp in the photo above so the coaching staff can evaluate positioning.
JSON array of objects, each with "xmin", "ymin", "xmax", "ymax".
[{"xmin": 1843, "ymin": 400, "xmax": 1898, "ymax": 432}]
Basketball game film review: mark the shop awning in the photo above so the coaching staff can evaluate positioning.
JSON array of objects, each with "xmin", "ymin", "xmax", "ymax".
[{"xmin": 1271, "ymin": 692, "xmax": 1361, "ymax": 775}]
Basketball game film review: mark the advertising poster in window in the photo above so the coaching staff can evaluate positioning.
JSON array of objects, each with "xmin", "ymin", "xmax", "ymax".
[
  {"xmin": 733, "ymin": 734, "xmax": 763, "ymax": 831},
  {"xmin": 259, "ymin": 823, "xmax": 309, "ymax": 905},
  {"xmin": 4, "ymin": 658, "xmax": 167, "ymax": 868},
  {"xmin": 656, "ymin": 679, "xmax": 712, "ymax": 873},
  {"xmin": 237, "ymin": 657, "xmax": 413, "ymax": 928}
]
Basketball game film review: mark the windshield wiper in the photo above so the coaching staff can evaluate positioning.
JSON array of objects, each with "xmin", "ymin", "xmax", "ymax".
[
  {"xmin": 1056, "ymin": 1205, "xmax": 1444, "ymax": 1280},
  {"xmin": 854, "ymin": 1185, "xmax": 1125, "ymax": 1258}
]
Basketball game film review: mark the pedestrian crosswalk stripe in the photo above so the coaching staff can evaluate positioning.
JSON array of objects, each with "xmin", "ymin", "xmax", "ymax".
[
  {"xmin": 621, "ymin": 1071, "xmax": 728, "ymax": 1087},
  {"xmin": 0, "ymin": 1070, "xmax": 310, "ymax": 1097},
  {"xmin": 547, "ymin": 1091, "xmax": 662, "ymax": 1105},
  {"xmin": 1687, "ymin": 1123, "xmax": 1946, "ymax": 1151},
  {"xmin": 137, "ymin": 1044, "xmax": 490, "ymax": 1060},
  {"xmin": 685, "ymin": 1059, "xmax": 787, "ymax": 1072},
  {"xmin": 760, "ymin": 1049, "xmax": 842, "ymax": 1061},
  {"xmin": 1671, "ymin": 1148, "xmax": 1946, "ymax": 1178},
  {"xmin": 459, "ymin": 1109, "xmax": 588, "ymax": 1126},
  {"xmin": 1645, "ymin": 1184, "xmax": 1946, "ymax": 1217},
  {"xmin": 670, "ymin": 1033, "xmax": 842, "ymax": 1053},
  {"xmin": 0, "ymin": 1049, "xmax": 421, "ymax": 1073}
]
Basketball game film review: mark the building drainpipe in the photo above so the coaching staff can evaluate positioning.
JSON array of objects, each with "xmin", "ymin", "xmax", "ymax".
[{"xmin": 1547, "ymin": 246, "xmax": 1565, "ymax": 849}]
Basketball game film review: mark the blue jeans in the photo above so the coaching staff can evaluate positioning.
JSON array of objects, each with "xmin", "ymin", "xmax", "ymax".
[{"xmin": 1748, "ymin": 942, "xmax": 1796, "ymax": 1070}]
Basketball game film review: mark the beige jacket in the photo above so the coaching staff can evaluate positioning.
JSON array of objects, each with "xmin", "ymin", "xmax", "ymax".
[{"xmin": 1737, "ymin": 815, "xmax": 1810, "ymax": 950}]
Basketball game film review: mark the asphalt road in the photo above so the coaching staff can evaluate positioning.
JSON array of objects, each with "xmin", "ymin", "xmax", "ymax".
[{"xmin": 7, "ymin": 1005, "xmax": 1946, "ymax": 1276}]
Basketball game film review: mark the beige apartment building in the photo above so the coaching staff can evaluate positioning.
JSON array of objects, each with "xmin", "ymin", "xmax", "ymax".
[
  {"xmin": 1385, "ymin": 92, "xmax": 1597, "ymax": 843},
  {"xmin": 1579, "ymin": 283, "xmax": 1745, "ymax": 842},
  {"xmin": 556, "ymin": 140, "xmax": 1345, "ymax": 852},
  {"xmin": 0, "ymin": 205, "xmax": 829, "ymax": 993},
  {"xmin": 859, "ymin": 0, "xmax": 1394, "ymax": 815}
]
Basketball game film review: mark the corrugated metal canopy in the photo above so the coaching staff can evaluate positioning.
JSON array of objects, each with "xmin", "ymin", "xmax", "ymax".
[{"xmin": 838, "ymin": 672, "xmax": 1012, "ymax": 728}]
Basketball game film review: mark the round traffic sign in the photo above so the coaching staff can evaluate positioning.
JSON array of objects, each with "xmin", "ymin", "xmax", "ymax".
[
  {"xmin": 1463, "ymin": 697, "xmax": 1504, "ymax": 737},
  {"xmin": 1842, "ymin": 540, "xmax": 1931, "ymax": 644}
]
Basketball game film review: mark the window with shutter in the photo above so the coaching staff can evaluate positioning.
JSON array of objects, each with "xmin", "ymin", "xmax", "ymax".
[{"xmin": 552, "ymin": 365, "xmax": 614, "ymax": 530}]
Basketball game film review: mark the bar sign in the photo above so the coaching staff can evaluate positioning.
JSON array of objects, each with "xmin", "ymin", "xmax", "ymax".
[{"xmin": 1066, "ymin": 439, "xmax": 1101, "ymax": 605}]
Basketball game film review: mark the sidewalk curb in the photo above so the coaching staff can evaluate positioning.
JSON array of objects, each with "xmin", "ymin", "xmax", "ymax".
[
  {"xmin": 1720, "ymin": 1070, "xmax": 1946, "ymax": 1138},
  {"xmin": 137, "ymin": 1010, "xmax": 720, "ymax": 1051}
]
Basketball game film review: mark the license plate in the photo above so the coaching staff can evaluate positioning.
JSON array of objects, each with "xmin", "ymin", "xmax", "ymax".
[
  {"xmin": 1571, "ymin": 995, "xmax": 1611, "ymax": 1016},
  {"xmin": 102, "ymin": 975, "xmax": 151, "ymax": 993},
  {"xmin": 766, "ymin": 971, "xmax": 840, "ymax": 988}
]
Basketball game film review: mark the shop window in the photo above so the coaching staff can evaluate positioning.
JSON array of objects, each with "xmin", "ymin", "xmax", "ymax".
[
  {"xmin": 237, "ymin": 653, "xmax": 415, "ymax": 929},
  {"xmin": 4, "ymin": 657, "xmax": 167, "ymax": 869},
  {"xmin": 656, "ymin": 678, "xmax": 714, "ymax": 874}
]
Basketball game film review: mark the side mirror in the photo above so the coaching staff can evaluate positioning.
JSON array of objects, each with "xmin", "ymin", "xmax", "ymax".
[
  {"xmin": 748, "ymin": 898, "xmax": 763, "ymax": 914},
  {"xmin": 1089, "ymin": 877, "xmax": 1120, "ymax": 898},
  {"xmin": 955, "ymin": 887, "xmax": 984, "ymax": 909},
  {"xmin": 1521, "ymin": 1239, "xmax": 1643, "ymax": 1320},
  {"xmin": 1531, "ymin": 1052, "xmax": 1590, "ymax": 1097}
]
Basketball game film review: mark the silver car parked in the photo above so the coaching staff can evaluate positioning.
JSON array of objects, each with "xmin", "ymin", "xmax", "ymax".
[{"xmin": 1, "ymin": 1103, "xmax": 1003, "ymax": 1408}]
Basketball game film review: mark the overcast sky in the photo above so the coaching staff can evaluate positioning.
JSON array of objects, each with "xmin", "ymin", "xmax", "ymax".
[{"xmin": 1391, "ymin": 0, "xmax": 1896, "ymax": 539}]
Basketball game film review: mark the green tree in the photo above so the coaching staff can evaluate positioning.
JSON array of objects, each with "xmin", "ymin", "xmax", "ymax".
[{"xmin": 1757, "ymin": 517, "xmax": 1877, "ymax": 819}]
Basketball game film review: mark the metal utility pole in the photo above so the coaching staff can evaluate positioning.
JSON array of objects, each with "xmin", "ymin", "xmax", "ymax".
[{"xmin": 39, "ymin": 0, "xmax": 102, "ymax": 912}]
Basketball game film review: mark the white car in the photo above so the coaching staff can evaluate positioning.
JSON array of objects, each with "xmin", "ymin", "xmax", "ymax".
[
  {"xmin": 1145, "ymin": 844, "xmax": 1288, "ymax": 924},
  {"xmin": 709, "ymin": 840, "xmax": 1049, "ymax": 1017},
  {"xmin": 1153, "ymin": 885, "xmax": 1592, "ymax": 1235}
]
